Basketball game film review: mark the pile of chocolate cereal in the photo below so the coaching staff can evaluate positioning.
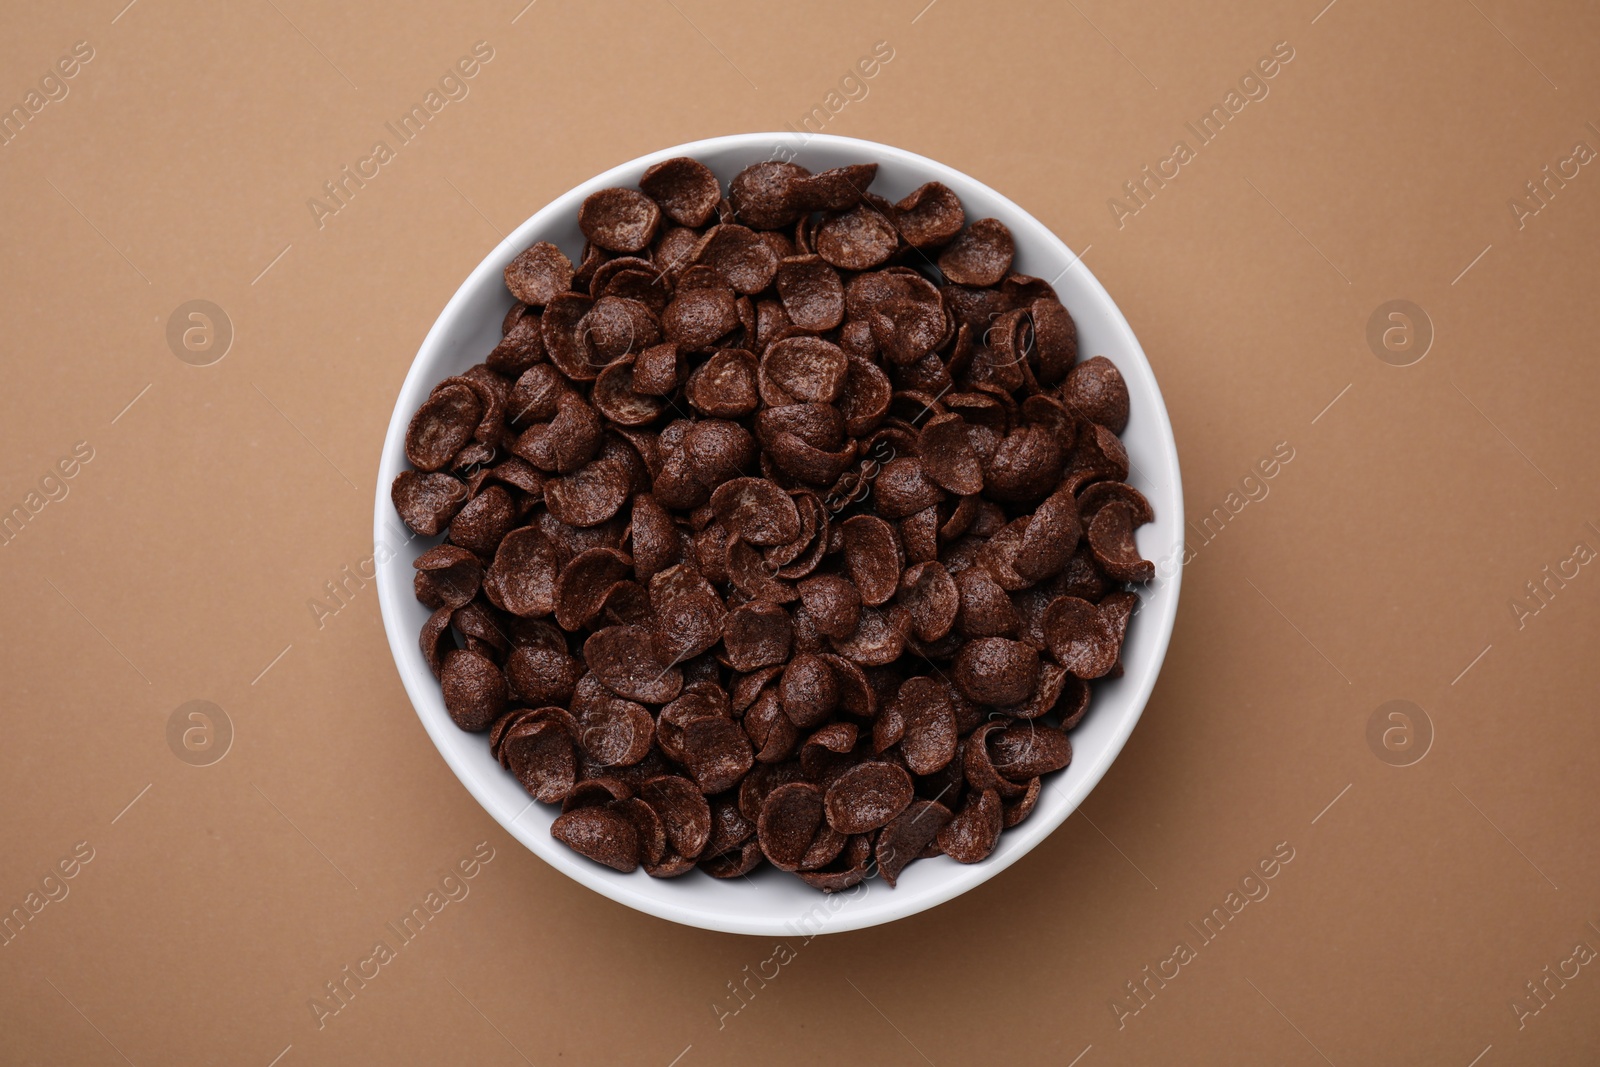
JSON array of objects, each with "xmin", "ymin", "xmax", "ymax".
[{"xmin": 392, "ymin": 156, "xmax": 1154, "ymax": 891}]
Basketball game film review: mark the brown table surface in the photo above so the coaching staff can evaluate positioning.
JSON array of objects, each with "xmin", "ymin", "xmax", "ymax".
[{"xmin": 4, "ymin": 1, "xmax": 1598, "ymax": 1063}]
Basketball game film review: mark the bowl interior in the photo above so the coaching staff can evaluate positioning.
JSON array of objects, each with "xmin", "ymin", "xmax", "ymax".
[{"xmin": 375, "ymin": 133, "xmax": 1182, "ymax": 936}]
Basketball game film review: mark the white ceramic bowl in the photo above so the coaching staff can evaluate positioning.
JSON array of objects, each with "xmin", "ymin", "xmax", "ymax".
[{"xmin": 375, "ymin": 133, "xmax": 1182, "ymax": 936}]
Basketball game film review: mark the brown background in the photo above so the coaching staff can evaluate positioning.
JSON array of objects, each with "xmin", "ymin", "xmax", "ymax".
[{"xmin": 3, "ymin": 0, "xmax": 1598, "ymax": 1063}]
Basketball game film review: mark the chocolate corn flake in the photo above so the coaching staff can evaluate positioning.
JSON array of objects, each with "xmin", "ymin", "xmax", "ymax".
[
  {"xmin": 702, "ymin": 838, "xmax": 764, "ymax": 878},
  {"xmin": 641, "ymin": 775, "xmax": 713, "ymax": 858},
  {"xmin": 544, "ymin": 457, "xmax": 631, "ymax": 528},
  {"xmin": 448, "ymin": 485, "xmax": 515, "ymax": 557},
  {"xmin": 793, "ymin": 163, "xmax": 877, "ymax": 211},
  {"xmin": 954, "ymin": 637, "xmax": 1040, "ymax": 705},
  {"xmin": 773, "ymin": 255, "xmax": 847, "ymax": 333},
  {"xmin": 406, "ymin": 383, "xmax": 481, "ymax": 472},
  {"xmin": 1030, "ymin": 299, "xmax": 1078, "ymax": 386},
  {"xmin": 900, "ymin": 560, "xmax": 958, "ymax": 643},
  {"xmin": 840, "ymin": 355, "xmax": 892, "ymax": 435},
  {"xmin": 800, "ymin": 721, "xmax": 858, "ymax": 777},
  {"xmin": 579, "ymin": 187, "xmax": 662, "ymax": 254},
  {"xmin": 640, "ymin": 157, "xmax": 721, "ymax": 228},
  {"xmin": 840, "ymin": 515, "xmax": 902, "ymax": 607},
  {"xmin": 1062, "ymin": 421, "xmax": 1131, "ymax": 494},
  {"xmin": 757, "ymin": 780, "xmax": 825, "ymax": 870},
  {"xmin": 592, "ymin": 360, "xmax": 665, "ymax": 427},
  {"xmin": 653, "ymin": 225, "xmax": 703, "ymax": 280},
  {"xmin": 961, "ymin": 720, "xmax": 1027, "ymax": 800},
  {"xmin": 1002, "ymin": 776, "xmax": 1043, "ymax": 828},
  {"xmin": 506, "ymin": 643, "xmax": 577, "ymax": 705},
  {"xmin": 868, "ymin": 293, "xmax": 946, "ymax": 367},
  {"xmin": 798, "ymin": 822, "xmax": 847, "ymax": 870},
  {"xmin": 707, "ymin": 794, "xmax": 755, "ymax": 858},
  {"xmin": 820, "ymin": 652, "xmax": 875, "ymax": 718},
  {"xmin": 680, "ymin": 717, "xmax": 754, "ymax": 795},
  {"xmin": 815, "ymin": 204, "xmax": 899, "ymax": 271},
  {"xmin": 504, "ymin": 241, "xmax": 574, "ymax": 307},
  {"xmin": 1014, "ymin": 489, "xmax": 1083, "ymax": 583},
  {"xmin": 662, "ymin": 282, "xmax": 739, "ymax": 350},
  {"xmin": 938, "ymin": 787, "xmax": 1001, "ymax": 864},
  {"xmin": 984, "ymin": 424, "xmax": 1064, "ymax": 505},
  {"xmin": 1087, "ymin": 500, "xmax": 1154, "ymax": 583},
  {"xmin": 1077, "ymin": 480, "xmax": 1154, "ymax": 526},
  {"xmin": 797, "ymin": 832, "xmax": 872, "ymax": 891},
  {"xmin": 710, "ymin": 477, "xmax": 800, "ymax": 546},
  {"xmin": 893, "ymin": 182, "xmax": 965, "ymax": 249},
  {"xmin": 392, "ymin": 471, "xmax": 470, "ymax": 537},
  {"xmin": 419, "ymin": 606, "xmax": 455, "ymax": 678},
  {"xmin": 824, "ymin": 761, "xmax": 913, "ymax": 834},
  {"xmin": 798, "ymin": 573, "xmax": 862, "ymax": 639},
  {"xmin": 584, "ymin": 624, "xmax": 682, "ymax": 703},
  {"xmin": 540, "ymin": 292, "xmax": 598, "ymax": 382},
  {"xmin": 579, "ymin": 697, "xmax": 655, "ymax": 767},
  {"xmin": 454, "ymin": 601, "xmax": 508, "ymax": 657},
  {"xmin": 697, "ymin": 224, "xmax": 779, "ymax": 294},
  {"xmin": 632, "ymin": 342, "xmax": 682, "ymax": 397},
  {"xmin": 552, "ymin": 806, "xmax": 639, "ymax": 872},
  {"xmin": 830, "ymin": 605, "xmax": 910, "ymax": 667},
  {"xmin": 441, "ymin": 649, "xmax": 506, "ymax": 732},
  {"xmin": 780, "ymin": 652, "xmax": 839, "ymax": 729},
  {"xmin": 766, "ymin": 429, "xmax": 856, "ymax": 486},
  {"xmin": 895, "ymin": 676, "xmax": 958, "ymax": 776},
  {"xmin": 916, "ymin": 413, "xmax": 983, "ymax": 496},
  {"xmin": 413, "ymin": 544, "xmax": 482, "ymax": 611},
  {"xmin": 508, "ymin": 363, "xmax": 563, "ymax": 427},
  {"xmin": 875, "ymin": 799, "xmax": 952, "ymax": 887},
  {"xmin": 938, "ymin": 218, "xmax": 1015, "ymax": 287},
  {"xmin": 503, "ymin": 719, "xmax": 576, "ymax": 803},
  {"xmin": 398, "ymin": 153, "xmax": 1154, "ymax": 890},
  {"xmin": 648, "ymin": 563, "xmax": 725, "ymax": 663},
  {"xmin": 899, "ymin": 505, "xmax": 940, "ymax": 565},
  {"xmin": 1043, "ymin": 596, "xmax": 1120, "ymax": 680},
  {"xmin": 955, "ymin": 566, "xmax": 1019, "ymax": 638},
  {"xmin": 761, "ymin": 335, "xmax": 847, "ymax": 405},
  {"xmin": 723, "ymin": 536, "xmax": 793, "ymax": 604},
  {"xmin": 554, "ymin": 547, "xmax": 632, "ymax": 631},
  {"xmin": 989, "ymin": 721, "xmax": 1073, "ymax": 779},
  {"xmin": 745, "ymin": 687, "xmax": 798, "ymax": 763},
  {"xmin": 722, "ymin": 600, "xmax": 794, "ymax": 672},
  {"xmin": 1062, "ymin": 355, "xmax": 1130, "ymax": 433},
  {"xmin": 614, "ymin": 796, "xmax": 668, "ymax": 865},
  {"xmin": 644, "ymin": 851, "xmax": 697, "ymax": 878},
  {"xmin": 729, "ymin": 161, "xmax": 809, "ymax": 230}
]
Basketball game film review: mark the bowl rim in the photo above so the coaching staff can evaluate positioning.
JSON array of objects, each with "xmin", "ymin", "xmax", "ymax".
[{"xmin": 374, "ymin": 131, "xmax": 1182, "ymax": 935}]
